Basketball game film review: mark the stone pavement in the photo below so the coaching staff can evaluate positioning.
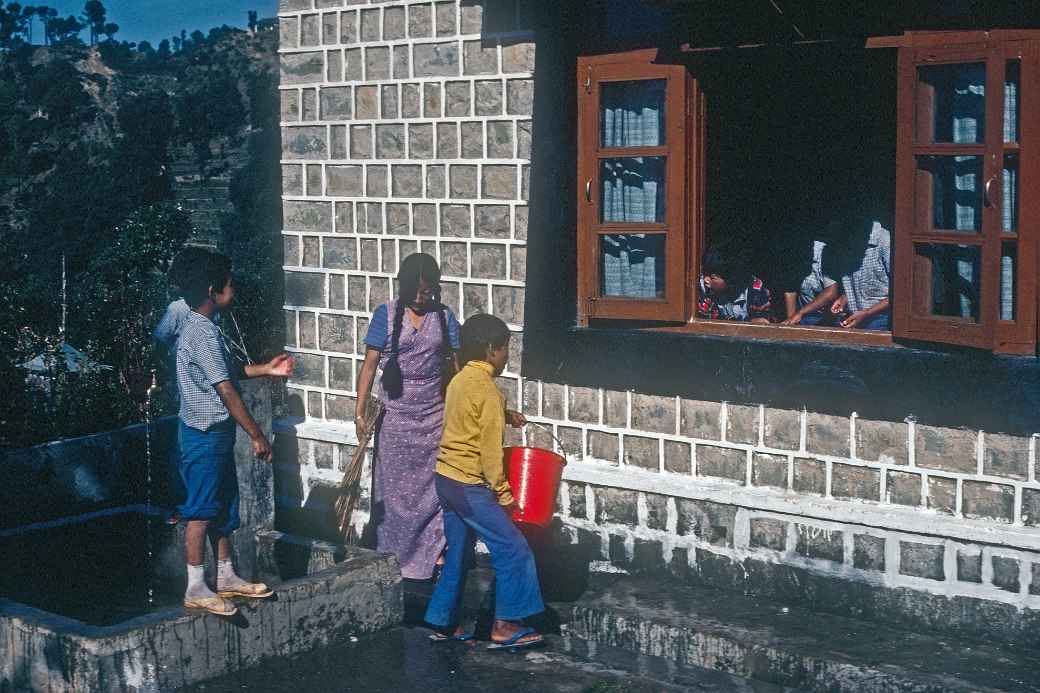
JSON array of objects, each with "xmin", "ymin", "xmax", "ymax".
[
  {"xmin": 562, "ymin": 574, "xmax": 1040, "ymax": 693},
  {"xmin": 182, "ymin": 626, "xmax": 793, "ymax": 693}
]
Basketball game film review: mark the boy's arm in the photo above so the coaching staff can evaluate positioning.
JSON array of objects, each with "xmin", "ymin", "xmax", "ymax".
[
  {"xmin": 841, "ymin": 297, "xmax": 889, "ymax": 329},
  {"xmin": 476, "ymin": 389, "xmax": 513, "ymax": 507},
  {"xmin": 214, "ymin": 381, "xmax": 271, "ymax": 461},
  {"xmin": 782, "ymin": 283, "xmax": 840, "ymax": 325},
  {"xmin": 243, "ymin": 353, "xmax": 294, "ymax": 379}
]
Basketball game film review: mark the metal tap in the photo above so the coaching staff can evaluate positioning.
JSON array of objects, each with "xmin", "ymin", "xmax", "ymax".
[{"xmin": 146, "ymin": 369, "xmax": 160, "ymax": 403}]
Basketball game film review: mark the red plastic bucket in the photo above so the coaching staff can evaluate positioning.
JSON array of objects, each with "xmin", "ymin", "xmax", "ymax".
[{"xmin": 504, "ymin": 446, "xmax": 566, "ymax": 528}]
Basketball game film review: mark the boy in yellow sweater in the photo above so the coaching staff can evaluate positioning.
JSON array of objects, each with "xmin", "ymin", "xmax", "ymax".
[{"xmin": 424, "ymin": 313, "xmax": 545, "ymax": 650}]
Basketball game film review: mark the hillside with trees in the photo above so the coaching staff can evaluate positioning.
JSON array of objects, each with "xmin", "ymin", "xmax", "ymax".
[{"xmin": 0, "ymin": 2, "xmax": 283, "ymax": 448}]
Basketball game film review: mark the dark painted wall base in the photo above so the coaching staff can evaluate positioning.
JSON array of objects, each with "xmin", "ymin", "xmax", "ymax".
[{"xmin": 519, "ymin": 1, "xmax": 1040, "ymax": 437}]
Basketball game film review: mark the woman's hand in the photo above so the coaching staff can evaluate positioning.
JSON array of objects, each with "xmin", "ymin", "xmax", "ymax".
[
  {"xmin": 830, "ymin": 294, "xmax": 849, "ymax": 315},
  {"xmin": 355, "ymin": 410, "xmax": 370, "ymax": 436},
  {"xmin": 781, "ymin": 311, "xmax": 803, "ymax": 326},
  {"xmin": 505, "ymin": 409, "xmax": 527, "ymax": 428}
]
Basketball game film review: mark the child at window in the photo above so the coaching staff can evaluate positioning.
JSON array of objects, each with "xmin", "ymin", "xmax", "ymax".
[
  {"xmin": 783, "ymin": 222, "xmax": 891, "ymax": 330},
  {"xmin": 698, "ymin": 249, "xmax": 773, "ymax": 323},
  {"xmin": 423, "ymin": 313, "xmax": 544, "ymax": 651},
  {"xmin": 785, "ymin": 240, "xmax": 838, "ymax": 325}
]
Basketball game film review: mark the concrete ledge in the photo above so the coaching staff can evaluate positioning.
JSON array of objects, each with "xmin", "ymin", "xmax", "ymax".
[
  {"xmin": 256, "ymin": 528, "xmax": 350, "ymax": 581},
  {"xmin": 562, "ymin": 574, "xmax": 1039, "ymax": 693},
  {"xmin": 563, "ymin": 461, "xmax": 1040, "ymax": 554},
  {"xmin": 0, "ymin": 548, "xmax": 402, "ymax": 693}
]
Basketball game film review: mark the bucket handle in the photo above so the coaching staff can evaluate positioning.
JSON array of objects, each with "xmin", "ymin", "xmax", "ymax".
[{"xmin": 526, "ymin": 421, "xmax": 571, "ymax": 464}]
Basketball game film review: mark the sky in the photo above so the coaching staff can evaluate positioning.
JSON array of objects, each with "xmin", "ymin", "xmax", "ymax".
[{"xmin": 38, "ymin": 0, "xmax": 278, "ymax": 47}]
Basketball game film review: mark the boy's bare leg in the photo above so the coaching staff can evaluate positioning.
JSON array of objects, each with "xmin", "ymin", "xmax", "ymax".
[
  {"xmin": 184, "ymin": 520, "xmax": 220, "ymax": 601},
  {"xmin": 209, "ymin": 529, "xmax": 272, "ymax": 597},
  {"xmin": 207, "ymin": 529, "xmax": 232, "ymax": 561},
  {"xmin": 185, "ymin": 519, "xmax": 209, "ymax": 565}
]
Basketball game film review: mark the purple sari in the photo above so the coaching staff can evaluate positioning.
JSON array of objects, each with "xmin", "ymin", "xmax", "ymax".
[{"xmin": 373, "ymin": 300, "xmax": 449, "ymax": 579}]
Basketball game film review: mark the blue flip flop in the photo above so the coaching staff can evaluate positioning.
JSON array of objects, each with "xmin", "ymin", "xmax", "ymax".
[
  {"xmin": 486, "ymin": 626, "xmax": 544, "ymax": 651},
  {"xmin": 428, "ymin": 628, "xmax": 474, "ymax": 643}
]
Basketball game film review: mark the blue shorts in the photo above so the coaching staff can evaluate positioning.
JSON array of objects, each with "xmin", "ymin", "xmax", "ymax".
[{"xmin": 177, "ymin": 419, "xmax": 240, "ymax": 535}]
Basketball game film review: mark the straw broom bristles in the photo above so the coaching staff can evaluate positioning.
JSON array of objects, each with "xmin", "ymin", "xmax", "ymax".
[{"xmin": 334, "ymin": 395, "xmax": 383, "ymax": 543}]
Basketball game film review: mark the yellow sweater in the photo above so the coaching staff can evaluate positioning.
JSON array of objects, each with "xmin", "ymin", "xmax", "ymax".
[{"xmin": 436, "ymin": 361, "xmax": 514, "ymax": 506}]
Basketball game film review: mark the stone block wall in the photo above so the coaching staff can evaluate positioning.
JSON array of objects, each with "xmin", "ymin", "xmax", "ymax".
[
  {"xmin": 277, "ymin": 0, "xmax": 532, "ymax": 533},
  {"xmin": 277, "ymin": 0, "xmax": 1040, "ymax": 640}
]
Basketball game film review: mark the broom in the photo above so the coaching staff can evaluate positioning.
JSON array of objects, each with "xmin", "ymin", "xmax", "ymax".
[{"xmin": 334, "ymin": 395, "xmax": 383, "ymax": 544}]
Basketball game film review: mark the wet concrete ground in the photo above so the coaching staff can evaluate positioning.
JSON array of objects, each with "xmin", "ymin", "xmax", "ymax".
[{"xmin": 181, "ymin": 626, "xmax": 792, "ymax": 693}]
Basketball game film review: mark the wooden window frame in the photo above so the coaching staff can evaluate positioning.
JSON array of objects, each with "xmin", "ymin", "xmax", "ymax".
[
  {"xmin": 577, "ymin": 33, "xmax": 1040, "ymax": 356},
  {"xmin": 576, "ymin": 49, "xmax": 704, "ymax": 325},
  {"xmin": 892, "ymin": 31, "xmax": 1040, "ymax": 355}
]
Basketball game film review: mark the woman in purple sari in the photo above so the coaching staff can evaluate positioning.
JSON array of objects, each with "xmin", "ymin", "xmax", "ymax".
[{"xmin": 355, "ymin": 254, "xmax": 460, "ymax": 580}]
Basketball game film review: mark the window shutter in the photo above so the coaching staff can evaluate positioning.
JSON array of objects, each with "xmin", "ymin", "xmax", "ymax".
[
  {"xmin": 576, "ymin": 51, "xmax": 702, "ymax": 324},
  {"xmin": 892, "ymin": 33, "xmax": 1039, "ymax": 354}
]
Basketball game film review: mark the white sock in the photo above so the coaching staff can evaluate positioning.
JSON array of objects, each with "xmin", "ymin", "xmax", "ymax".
[
  {"xmin": 186, "ymin": 563, "xmax": 215, "ymax": 599},
  {"xmin": 217, "ymin": 558, "xmax": 244, "ymax": 588}
]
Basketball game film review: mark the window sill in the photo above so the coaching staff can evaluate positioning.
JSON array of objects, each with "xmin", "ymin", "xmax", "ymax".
[{"xmin": 645, "ymin": 319, "xmax": 896, "ymax": 348}]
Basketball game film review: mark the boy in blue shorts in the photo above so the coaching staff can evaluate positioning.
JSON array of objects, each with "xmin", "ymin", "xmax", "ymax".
[
  {"xmin": 154, "ymin": 245, "xmax": 213, "ymax": 524},
  {"xmin": 177, "ymin": 252, "xmax": 293, "ymax": 615}
]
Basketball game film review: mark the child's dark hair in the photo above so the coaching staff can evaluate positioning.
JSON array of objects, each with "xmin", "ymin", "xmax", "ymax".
[
  {"xmin": 702, "ymin": 248, "xmax": 733, "ymax": 279},
  {"xmin": 181, "ymin": 251, "xmax": 232, "ymax": 309},
  {"xmin": 458, "ymin": 313, "xmax": 510, "ymax": 367},
  {"xmin": 382, "ymin": 253, "xmax": 450, "ymax": 400},
  {"xmin": 169, "ymin": 245, "xmax": 214, "ymax": 294},
  {"xmin": 702, "ymin": 248, "xmax": 751, "ymax": 294}
]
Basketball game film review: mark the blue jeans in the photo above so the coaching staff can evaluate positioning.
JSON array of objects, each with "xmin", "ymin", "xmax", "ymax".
[
  {"xmin": 424, "ymin": 475, "xmax": 544, "ymax": 627},
  {"xmin": 803, "ymin": 310, "xmax": 889, "ymax": 330},
  {"xmin": 177, "ymin": 419, "xmax": 240, "ymax": 535},
  {"xmin": 858, "ymin": 311, "xmax": 890, "ymax": 330}
]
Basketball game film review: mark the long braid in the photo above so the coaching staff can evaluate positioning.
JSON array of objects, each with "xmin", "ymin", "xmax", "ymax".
[
  {"xmin": 381, "ymin": 299, "xmax": 406, "ymax": 400},
  {"xmin": 436, "ymin": 306, "xmax": 453, "ymax": 396}
]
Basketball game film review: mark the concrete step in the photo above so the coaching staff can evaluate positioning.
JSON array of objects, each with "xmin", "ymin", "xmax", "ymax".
[{"xmin": 560, "ymin": 573, "xmax": 1040, "ymax": 693}]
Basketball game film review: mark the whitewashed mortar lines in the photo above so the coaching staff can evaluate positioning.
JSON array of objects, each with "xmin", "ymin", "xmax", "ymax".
[
  {"xmin": 287, "ymin": 356, "xmax": 1040, "ymax": 521},
  {"xmin": 279, "ymin": 2, "xmax": 1040, "ymax": 553},
  {"xmin": 552, "ymin": 500, "xmax": 1040, "ymax": 606}
]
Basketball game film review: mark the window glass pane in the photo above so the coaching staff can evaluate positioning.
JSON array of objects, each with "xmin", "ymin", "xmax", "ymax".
[
  {"xmin": 918, "ymin": 63, "xmax": 985, "ymax": 144},
  {"xmin": 600, "ymin": 234, "xmax": 665, "ymax": 298},
  {"xmin": 600, "ymin": 80, "xmax": 666, "ymax": 147},
  {"xmin": 1005, "ymin": 61, "xmax": 1020, "ymax": 143},
  {"xmin": 1001, "ymin": 243, "xmax": 1016, "ymax": 321},
  {"xmin": 600, "ymin": 157, "xmax": 666, "ymax": 223},
  {"xmin": 1003, "ymin": 154, "xmax": 1018, "ymax": 233},
  {"xmin": 918, "ymin": 155, "xmax": 982, "ymax": 232},
  {"xmin": 913, "ymin": 243, "xmax": 981, "ymax": 321}
]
